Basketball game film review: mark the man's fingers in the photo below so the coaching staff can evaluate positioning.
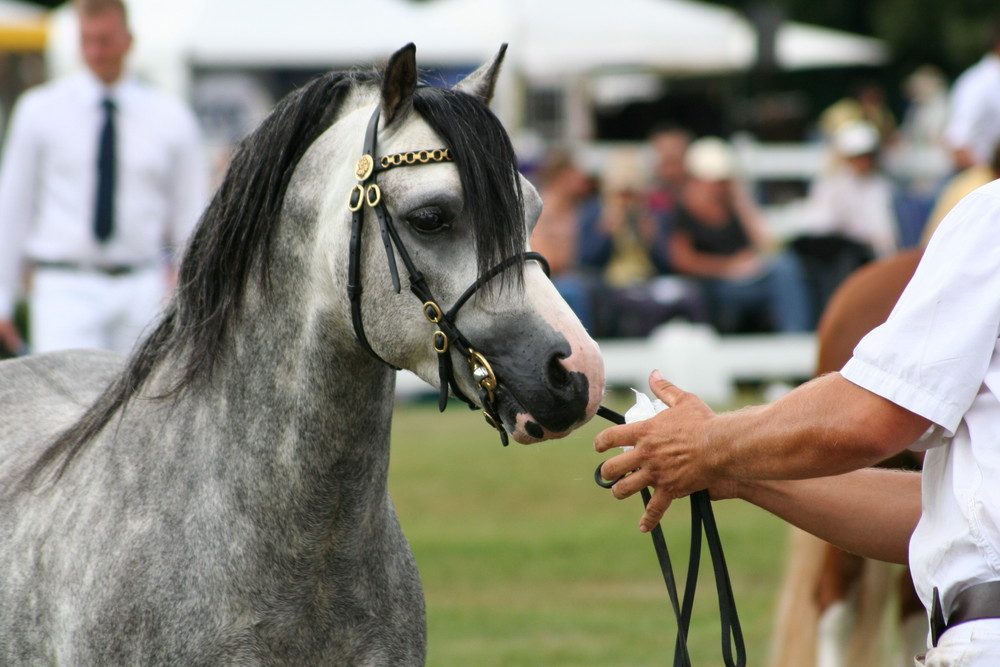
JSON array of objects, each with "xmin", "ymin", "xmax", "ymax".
[
  {"xmin": 648, "ymin": 370, "xmax": 686, "ymax": 407},
  {"xmin": 597, "ymin": 448, "xmax": 639, "ymax": 484},
  {"xmin": 594, "ymin": 423, "xmax": 638, "ymax": 453},
  {"xmin": 610, "ymin": 465, "xmax": 650, "ymax": 500},
  {"xmin": 639, "ymin": 489, "xmax": 672, "ymax": 533}
]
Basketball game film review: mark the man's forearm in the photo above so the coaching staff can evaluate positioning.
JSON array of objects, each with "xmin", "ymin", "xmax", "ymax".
[
  {"xmin": 709, "ymin": 373, "xmax": 931, "ymax": 483},
  {"xmin": 734, "ymin": 468, "xmax": 921, "ymax": 564}
]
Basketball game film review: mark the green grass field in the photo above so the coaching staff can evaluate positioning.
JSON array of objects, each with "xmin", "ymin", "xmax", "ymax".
[{"xmin": 388, "ymin": 392, "xmax": 791, "ymax": 666}]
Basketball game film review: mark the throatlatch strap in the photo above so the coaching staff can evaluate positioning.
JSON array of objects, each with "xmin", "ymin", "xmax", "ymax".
[{"xmin": 597, "ymin": 406, "xmax": 745, "ymax": 667}]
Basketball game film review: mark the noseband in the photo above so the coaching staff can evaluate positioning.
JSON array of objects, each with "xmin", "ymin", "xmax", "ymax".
[{"xmin": 347, "ymin": 105, "xmax": 547, "ymax": 445}]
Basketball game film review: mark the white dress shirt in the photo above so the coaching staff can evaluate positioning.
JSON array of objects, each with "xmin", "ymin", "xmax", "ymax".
[
  {"xmin": 842, "ymin": 179, "xmax": 1000, "ymax": 647},
  {"xmin": 944, "ymin": 53, "xmax": 1000, "ymax": 165},
  {"xmin": 0, "ymin": 71, "xmax": 208, "ymax": 319}
]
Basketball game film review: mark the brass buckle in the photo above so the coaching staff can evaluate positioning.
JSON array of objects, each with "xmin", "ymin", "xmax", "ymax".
[
  {"xmin": 365, "ymin": 184, "xmax": 382, "ymax": 207},
  {"xmin": 468, "ymin": 350, "xmax": 498, "ymax": 403}
]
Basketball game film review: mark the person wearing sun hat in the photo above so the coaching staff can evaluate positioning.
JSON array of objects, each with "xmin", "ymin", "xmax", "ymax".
[
  {"xmin": 789, "ymin": 120, "xmax": 901, "ymax": 323},
  {"xmin": 668, "ymin": 136, "xmax": 812, "ymax": 334}
]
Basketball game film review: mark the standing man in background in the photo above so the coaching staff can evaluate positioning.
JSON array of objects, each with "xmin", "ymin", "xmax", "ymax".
[
  {"xmin": 944, "ymin": 18, "xmax": 1000, "ymax": 171},
  {"xmin": 0, "ymin": 0, "xmax": 208, "ymax": 356}
]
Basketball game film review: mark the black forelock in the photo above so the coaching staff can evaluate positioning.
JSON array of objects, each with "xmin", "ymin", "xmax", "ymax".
[{"xmin": 411, "ymin": 86, "xmax": 526, "ymax": 295}]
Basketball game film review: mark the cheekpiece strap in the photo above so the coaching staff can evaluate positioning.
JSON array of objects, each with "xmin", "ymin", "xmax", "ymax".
[{"xmin": 348, "ymin": 106, "xmax": 401, "ymax": 369}]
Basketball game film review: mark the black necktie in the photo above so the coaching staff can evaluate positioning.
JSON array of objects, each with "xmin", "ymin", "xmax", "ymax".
[{"xmin": 94, "ymin": 97, "xmax": 116, "ymax": 242}]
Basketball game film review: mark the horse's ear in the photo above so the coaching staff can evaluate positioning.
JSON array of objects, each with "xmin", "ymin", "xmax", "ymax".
[
  {"xmin": 453, "ymin": 44, "xmax": 507, "ymax": 105},
  {"xmin": 381, "ymin": 43, "xmax": 418, "ymax": 125}
]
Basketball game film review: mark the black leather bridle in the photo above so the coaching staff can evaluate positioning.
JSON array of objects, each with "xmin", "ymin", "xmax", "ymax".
[
  {"xmin": 349, "ymin": 104, "xmax": 745, "ymax": 665},
  {"xmin": 347, "ymin": 105, "xmax": 548, "ymax": 445}
]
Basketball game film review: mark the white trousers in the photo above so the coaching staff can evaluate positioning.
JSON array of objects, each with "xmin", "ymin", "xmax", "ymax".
[
  {"xmin": 915, "ymin": 619, "xmax": 1000, "ymax": 666},
  {"xmin": 30, "ymin": 266, "xmax": 166, "ymax": 356}
]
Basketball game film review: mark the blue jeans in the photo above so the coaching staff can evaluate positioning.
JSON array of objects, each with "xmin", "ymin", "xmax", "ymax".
[{"xmin": 699, "ymin": 252, "xmax": 813, "ymax": 333}]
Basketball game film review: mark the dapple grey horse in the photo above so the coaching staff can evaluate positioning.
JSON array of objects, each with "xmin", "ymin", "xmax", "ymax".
[{"xmin": 0, "ymin": 45, "xmax": 604, "ymax": 664}]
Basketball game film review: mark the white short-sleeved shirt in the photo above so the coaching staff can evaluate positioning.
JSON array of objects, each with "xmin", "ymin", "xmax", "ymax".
[
  {"xmin": 841, "ymin": 179, "xmax": 1000, "ymax": 619},
  {"xmin": 805, "ymin": 165, "xmax": 899, "ymax": 257},
  {"xmin": 0, "ymin": 71, "xmax": 209, "ymax": 318},
  {"xmin": 944, "ymin": 54, "xmax": 1000, "ymax": 165}
]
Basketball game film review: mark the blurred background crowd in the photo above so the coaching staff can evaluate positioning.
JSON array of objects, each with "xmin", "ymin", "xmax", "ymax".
[{"xmin": 0, "ymin": 0, "xmax": 997, "ymax": 352}]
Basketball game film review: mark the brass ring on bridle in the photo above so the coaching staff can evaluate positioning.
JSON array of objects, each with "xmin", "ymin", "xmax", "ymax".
[
  {"xmin": 347, "ymin": 185, "xmax": 365, "ymax": 212},
  {"xmin": 423, "ymin": 301, "xmax": 443, "ymax": 324},
  {"xmin": 433, "ymin": 331, "xmax": 449, "ymax": 354}
]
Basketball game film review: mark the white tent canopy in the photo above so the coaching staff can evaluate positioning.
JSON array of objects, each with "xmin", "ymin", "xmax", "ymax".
[
  {"xmin": 49, "ymin": 0, "xmax": 888, "ymax": 96},
  {"xmin": 184, "ymin": 0, "xmax": 886, "ymax": 75}
]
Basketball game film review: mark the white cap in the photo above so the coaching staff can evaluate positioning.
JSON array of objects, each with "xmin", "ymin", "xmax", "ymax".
[
  {"xmin": 685, "ymin": 137, "xmax": 736, "ymax": 181},
  {"xmin": 834, "ymin": 120, "xmax": 880, "ymax": 157}
]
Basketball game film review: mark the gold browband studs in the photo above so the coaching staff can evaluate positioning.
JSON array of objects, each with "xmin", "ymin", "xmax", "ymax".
[
  {"xmin": 348, "ymin": 149, "xmax": 452, "ymax": 210},
  {"xmin": 380, "ymin": 148, "xmax": 452, "ymax": 169}
]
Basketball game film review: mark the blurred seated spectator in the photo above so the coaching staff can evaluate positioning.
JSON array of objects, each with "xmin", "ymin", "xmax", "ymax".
[
  {"xmin": 791, "ymin": 121, "xmax": 900, "ymax": 323},
  {"xmin": 647, "ymin": 122, "xmax": 692, "ymax": 222},
  {"xmin": 528, "ymin": 148, "xmax": 599, "ymax": 331},
  {"xmin": 900, "ymin": 65, "xmax": 949, "ymax": 152},
  {"xmin": 579, "ymin": 147, "xmax": 705, "ymax": 337},
  {"xmin": 819, "ymin": 79, "xmax": 898, "ymax": 146},
  {"xmin": 670, "ymin": 137, "xmax": 812, "ymax": 334}
]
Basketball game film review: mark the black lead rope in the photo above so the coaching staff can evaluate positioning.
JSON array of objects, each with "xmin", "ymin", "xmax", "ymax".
[{"xmin": 594, "ymin": 405, "xmax": 746, "ymax": 667}]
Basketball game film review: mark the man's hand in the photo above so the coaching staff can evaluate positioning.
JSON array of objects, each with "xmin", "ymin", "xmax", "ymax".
[{"xmin": 594, "ymin": 370, "xmax": 720, "ymax": 533}]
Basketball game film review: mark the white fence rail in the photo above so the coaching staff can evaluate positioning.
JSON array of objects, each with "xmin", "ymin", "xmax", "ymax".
[{"xmin": 396, "ymin": 321, "xmax": 816, "ymax": 406}]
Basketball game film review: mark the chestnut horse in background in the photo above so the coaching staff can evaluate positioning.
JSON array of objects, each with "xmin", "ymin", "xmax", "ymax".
[{"xmin": 771, "ymin": 248, "xmax": 926, "ymax": 667}]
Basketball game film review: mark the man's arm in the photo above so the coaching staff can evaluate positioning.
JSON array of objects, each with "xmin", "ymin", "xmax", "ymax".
[
  {"xmin": 718, "ymin": 468, "xmax": 920, "ymax": 564},
  {"xmin": 595, "ymin": 370, "xmax": 931, "ymax": 533}
]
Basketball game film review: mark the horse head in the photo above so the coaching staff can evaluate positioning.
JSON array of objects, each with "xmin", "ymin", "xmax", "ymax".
[{"xmin": 307, "ymin": 44, "xmax": 605, "ymax": 443}]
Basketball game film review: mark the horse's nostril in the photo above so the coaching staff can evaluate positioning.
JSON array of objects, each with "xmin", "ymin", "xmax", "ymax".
[{"xmin": 547, "ymin": 353, "xmax": 572, "ymax": 389}]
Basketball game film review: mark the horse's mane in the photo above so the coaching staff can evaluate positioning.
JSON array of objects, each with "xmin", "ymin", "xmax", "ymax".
[{"xmin": 18, "ymin": 67, "xmax": 525, "ymax": 488}]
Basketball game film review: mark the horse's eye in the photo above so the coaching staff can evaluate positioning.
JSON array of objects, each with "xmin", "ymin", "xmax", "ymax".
[{"xmin": 406, "ymin": 206, "xmax": 449, "ymax": 234}]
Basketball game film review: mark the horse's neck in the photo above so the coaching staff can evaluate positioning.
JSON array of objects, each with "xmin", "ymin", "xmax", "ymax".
[{"xmin": 138, "ymin": 316, "xmax": 398, "ymax": 554}]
